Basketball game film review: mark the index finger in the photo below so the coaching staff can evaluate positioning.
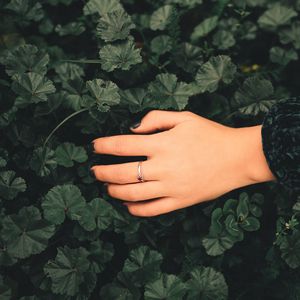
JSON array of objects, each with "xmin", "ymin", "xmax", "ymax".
[{"xmin": 92, "ymin": 134, "xmax": 159, "ymax": 157}]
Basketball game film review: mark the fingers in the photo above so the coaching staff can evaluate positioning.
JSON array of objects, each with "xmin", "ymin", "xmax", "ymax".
[
  {"xmin": 124, "ymin": 197, "xmax": 180, "ymax": 217},
  {"xmin": 91, "ymin": 159, "xmax": 162, "ymax": 184},
  {"xmin": 92, "ymin": 134, "xmax": 158, "ymax": 157},
  {"xmin": 130, "ymin": 110, "xmax": 195, "ymax": 134},
  {"xmin": 106, "ymin": 181, "xmax": 166, "ymax": 202}
]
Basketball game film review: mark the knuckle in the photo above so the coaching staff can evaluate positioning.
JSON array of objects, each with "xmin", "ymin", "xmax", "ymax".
[{"xmin": 182, "ymin": 110, "xmax": 194, "ymax": 119}]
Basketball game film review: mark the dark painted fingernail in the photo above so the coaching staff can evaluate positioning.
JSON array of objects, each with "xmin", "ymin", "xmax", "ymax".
[
  {"xmin": 102, "ymin": 183, "xmax": 108, "ymax": 193},
  {"xmin": 90, "ymin": 168, "xmax": 96, "ymax": 178},
  {"xmin": 130, "ymin": 121, "xmax": 141, "ymax": 129}
]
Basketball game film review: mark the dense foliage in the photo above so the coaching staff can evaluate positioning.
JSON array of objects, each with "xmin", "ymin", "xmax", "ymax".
[{"xmin": 0, "ymin": 0, "xmax": 300, "ymax": 298}]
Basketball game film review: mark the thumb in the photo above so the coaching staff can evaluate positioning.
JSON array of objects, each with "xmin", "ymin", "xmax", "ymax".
[{"xmin": 129, "ymin": 110, "xmax": 194, "ymax": 133}]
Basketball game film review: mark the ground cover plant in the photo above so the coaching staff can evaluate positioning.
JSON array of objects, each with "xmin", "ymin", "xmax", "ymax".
[{"xmin": 0, "ymin": 0, "xmax": 300, "ymax": 298}]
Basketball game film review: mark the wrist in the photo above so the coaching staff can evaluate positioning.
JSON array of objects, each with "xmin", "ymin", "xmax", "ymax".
[{"xmin": 233, "ymin": 125, "xmax": 277, "ymax": 186}]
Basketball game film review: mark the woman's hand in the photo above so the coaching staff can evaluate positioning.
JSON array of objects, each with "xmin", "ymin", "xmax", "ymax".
[{"xmin": 91, "ymin": 110, "xmax": 276, "ymax": 217}]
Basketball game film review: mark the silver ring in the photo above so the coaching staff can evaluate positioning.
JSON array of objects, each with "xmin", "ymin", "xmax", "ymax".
[{"xmin": 137, "ymin": 161, "xmax": 145, "ymax": 182}]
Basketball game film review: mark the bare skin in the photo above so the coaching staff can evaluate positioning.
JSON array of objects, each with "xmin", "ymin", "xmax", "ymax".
[{"xmin": 91, "ymin": 110, "xmax": 276, "ymax": 217}]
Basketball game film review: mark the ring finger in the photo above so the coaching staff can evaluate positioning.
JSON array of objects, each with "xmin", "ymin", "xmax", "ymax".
[{"xmin": 91, "ymin": 158, "xmax": 162, "ymax": 184}]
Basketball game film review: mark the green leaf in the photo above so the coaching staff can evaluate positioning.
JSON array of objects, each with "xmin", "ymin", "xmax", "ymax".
[
  {"xmin": 12, "ymin": 72, "xmax": 56, "ymax": 104},
  {"xmin": 223, "ymin": 198, "xmax": 238, "ymax": 216},
  {"xmin": 202, "ymin": 234, "xmax": 235, "ymax": 256},
  {"xmin": 240, "ymin": 216, "xmax": 260, "ymax": 232},
  {"xmin": 55, "ymin": 22, "xmax": 85, "ymax": 36},
  {"xmin": 29, "ymin": 147, "xmax": 57, "ymax": 177},
  {"xmin": 186, "ymin": 266, "xmax": 228, "ymax": 300},
  {"xmin": 1, "ymin": 206, "xmax": 55, "ymax": 259},
  {"xmin": 100, "ymin": 282, "xmax": 134, "ymax": 299},
  {"xmin": 122, "ymin": 245, "xmax": 163, "ymax": 286},
  {"xmin": 212, "ymin": 30, "xmax": 235, "ymax": 50},
  {"xmin": 5, "ymin": 0, "xmax": 44, "ymax": 22},
  {"xmin": 88, "ymin": 240, "xmax": 114, "ymax": 273},
  {"xmin": 1, "ymin": 44, "xmax": 49, "ymax": 78},
  {"xmin": 168, "ymin": 0, "xmax": 202, "ymax": 8},
  {"xmin": 44, "ymin": 246, "xmax": 90, "ymax": 296},
  {"xmin": 96, "ymin": 9, "xmax": 135, "ymax": 42},
  {"xmin": 62, "ymin": 77, "xmax": 87, "ymax": 111},
  {"xmin": 83, "ymin": 0, "xmax": 122, "ymax": 16},
  {"xmin": 190, "ymin": 16, "xmax": 218, "ymax": 41},
  {"xmin": 209, "ymin": 208, "xmax": 223, "ymax": 236},
  {"xmin": 293, "ymin": 200, "xmax": 300, "ymax": 213},
  {"xmin": 150, "ymin": 5, "xmax": 174, "ymax": 31},
  {"xmin": 258, "ymin": 4, "xmax": 297, "ymax": 31},
  {"xmin": 195, "ymin": 55, "xmax": 237, "ymax": 93},
  {"xmin": 144, "ymin": 273, "xmax": 186, "ymax": 300},
  {"xmin": 42, "ymin": 184, "xmax": 86, "ymax": 225},
  {"xmin": 270, "ymin": 47, "xmax": 298, "ymax": 66},
  {"xmin": 224, "ymin": 214, "xmax": 241, "ymax": 237},
  {"xmin": 232, "ymin": 76, "xmax": 275, "ymax": 115},
  {"xmin": 119, "ymin": 88, "xmax": 156, "ymax": 113},
  {"xmin": 0, "ymin": 170, "xmax": 26, "ymax": 200},
  {"xmin": 148, "ymin": 73, "xmax": 194, "ymax": 110},
  {"xmin": 77, "ymin": 198, "xmax": 115, "ymax": 231},
  {"xmin": 99, "ymin": 38, "xmax": 142, "ymax": 72},
  {"xmin": 55, "ymin": 142, "xmax": 88, "ymax": 167},
  {"xmin": 279, "ymin": 21, "xmax": 300, "ymax": 49},
  {"xmin": 237, "ymin": 192, "xmax": 250, "ymax": 221},
  {"xmin": 150, "ymin": 35, "xmax": 173, "ymax": 55},
  {"xmin": 85, "ymin": 78, "xmax": 120, "ymax": 112},
  {"xmin": 54, "ymin": 62, "xmax": 85, "ymax": 81},
  {"xmin": 279, "ymin": 231, "xmax": 300, "ymax": 269},
  {"xmin": 173, "ymin": 43, "xmax": 203, "ymax": 74}
]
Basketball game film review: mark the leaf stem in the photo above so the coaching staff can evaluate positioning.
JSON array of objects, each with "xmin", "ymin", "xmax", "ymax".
[{"xmin": 43, "ymin": 108, "xmax": 89, "ymax": 149}]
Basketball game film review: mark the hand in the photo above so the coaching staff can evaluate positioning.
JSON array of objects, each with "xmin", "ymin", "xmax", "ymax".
[{"xmin": 91, "ymin": 110, "xmax": 276, "ymax": 217}]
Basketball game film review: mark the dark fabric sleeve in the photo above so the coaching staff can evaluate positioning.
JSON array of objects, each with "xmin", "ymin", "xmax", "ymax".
[{"xmin": 261, "ymin": 96, "xmax": 300, "ymax": 194}]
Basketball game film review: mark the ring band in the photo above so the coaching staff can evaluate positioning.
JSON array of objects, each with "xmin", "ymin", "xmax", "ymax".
[{"xmin": 137, "ymin": 161, "xmax": 145, "ymax": 182}]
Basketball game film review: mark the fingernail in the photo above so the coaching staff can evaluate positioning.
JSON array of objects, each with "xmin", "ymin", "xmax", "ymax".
[
  {"xmin": 129, "ymin": 121, "xmax": 141, "ymax": 129},
  {"xmin": 90, "ymin": 167, "xmax": 96, "ymax": 178}
]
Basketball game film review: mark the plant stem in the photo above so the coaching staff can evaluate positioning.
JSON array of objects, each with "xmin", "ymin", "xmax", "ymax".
[{"xmin": 43, "ymin": 108, "xmax": 89, "ymax": 149}]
